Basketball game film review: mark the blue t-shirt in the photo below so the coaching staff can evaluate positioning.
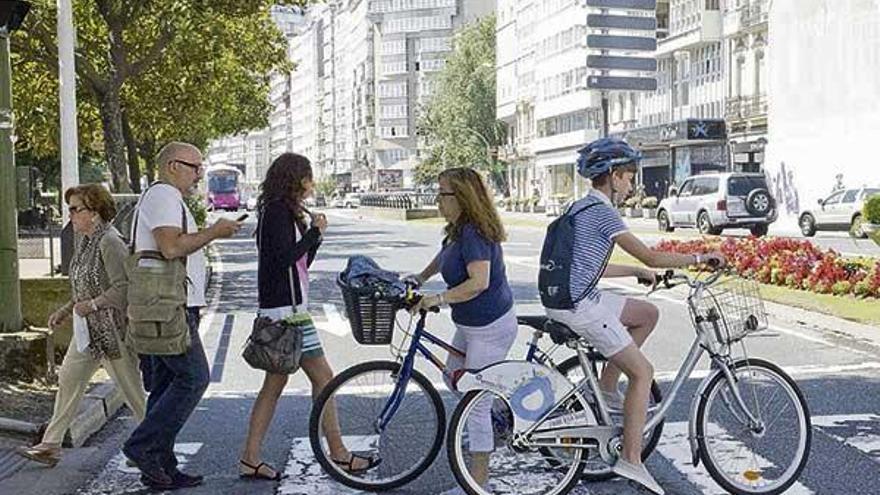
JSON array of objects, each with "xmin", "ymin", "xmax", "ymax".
[
  {"xmin": 569, "ymin": 190, "xmax": 628, "ymax": 304},
  {"xmin": 439, "ymin": 224, "xmax": 514, "ymax": 327}
]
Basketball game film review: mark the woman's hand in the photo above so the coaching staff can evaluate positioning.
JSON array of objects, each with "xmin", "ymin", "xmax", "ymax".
[
  {"xmin": 73, "ymin": 300, "xmax": 97, "ymax": 317},
  {"xmin": 401, "ymin": 273, "xmax": 424, "ymax": 288},
  {"xmin": 312, "ymin": 213, "xmax": 328, "ymax": 234},
  {"xmin": 48, "ymin": 308, "xmax": 69, "ymax": 329},
  {"xmin": 409, "ymin": 292, "xmax": 443, "ymax": 314}
]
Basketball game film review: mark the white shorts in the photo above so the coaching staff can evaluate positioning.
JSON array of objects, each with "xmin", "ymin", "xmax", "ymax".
[{"xmin": 545, "ymin": 291, "xmax": 632, "ymax": 358}]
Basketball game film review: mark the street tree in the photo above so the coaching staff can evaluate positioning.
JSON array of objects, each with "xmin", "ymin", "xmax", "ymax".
[
  {"xmin": 416, "ymin": 15, "xmax": 507, "ymax": 190},
  {"xmin": 11, "ymin": 1, "xmax": 307, "ymax": 192}
]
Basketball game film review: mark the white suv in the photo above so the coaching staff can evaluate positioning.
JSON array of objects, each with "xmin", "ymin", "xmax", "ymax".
[
  {"xmin": 657, "ymin": 173, "xmax": 777, "ymax": 236},
  {"xmin": 798, "ymin": 187, "xmax": 880, "ymax": 238}
]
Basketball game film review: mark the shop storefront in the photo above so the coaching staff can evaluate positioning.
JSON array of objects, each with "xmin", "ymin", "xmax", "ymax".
[{"xmin": 613, "ymin": 118, "xmax": 728, "ymax": 200}]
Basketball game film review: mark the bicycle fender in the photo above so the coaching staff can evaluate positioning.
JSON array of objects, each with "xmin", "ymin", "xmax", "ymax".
[
  {"xmin": 456, "ymin": 360, "xmax": 582, "ymax": 430},
  {"xmin": 688, "ymin": 367, "xmax": 725, "ymax": 467}
]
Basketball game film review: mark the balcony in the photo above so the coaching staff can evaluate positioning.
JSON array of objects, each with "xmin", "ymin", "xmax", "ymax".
[
  {"xmin": 740, "ymin": 0, "xmax": 769, "ymax": 28},
  {"xmin": 725, "ymin": 94, "xmax": 768, "ymax": 121}
]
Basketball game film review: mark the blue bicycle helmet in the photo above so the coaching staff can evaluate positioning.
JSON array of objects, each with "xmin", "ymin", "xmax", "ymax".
[{"xmin": 576, "ymin": 137, "xmax": 642, "ymax": 179}]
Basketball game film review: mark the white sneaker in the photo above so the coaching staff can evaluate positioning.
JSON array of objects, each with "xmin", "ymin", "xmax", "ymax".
[{"xmin": 612, "ymin": 459, "xmax": 665, "ymax": 495}]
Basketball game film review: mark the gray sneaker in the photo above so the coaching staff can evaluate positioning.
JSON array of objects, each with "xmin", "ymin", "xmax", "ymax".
[{"xmin": 612, "ymin": 459, "xmax": 665, "ymax": 495}]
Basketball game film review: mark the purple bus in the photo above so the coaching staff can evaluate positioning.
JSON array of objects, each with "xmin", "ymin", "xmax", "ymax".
[{"xmin": 206, "ymin": 165, "xmax": 243, "ymax": 211}]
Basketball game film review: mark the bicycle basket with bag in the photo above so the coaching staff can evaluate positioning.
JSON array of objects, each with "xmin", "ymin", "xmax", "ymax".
[{"xmin": 338, "ymin": 256, "xmax": 407, "ymax": 345}]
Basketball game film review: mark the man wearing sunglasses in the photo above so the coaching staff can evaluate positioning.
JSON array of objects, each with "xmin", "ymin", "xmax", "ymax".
[{"xmin": 123, "ymin": 142, "xmax": 240, "ymax": 490}]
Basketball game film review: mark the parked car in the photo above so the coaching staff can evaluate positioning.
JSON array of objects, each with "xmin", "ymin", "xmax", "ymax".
[
  {"xmin": 657, "ymin": 173, "xmax": 777, "ymax": 237},
  {"xmin": 331, "ymin": 192, "xmax": 361, "ymax": 208},
  {"xmin": 798, "ymin": 187, "xmax": 880, "ymax": 238}
]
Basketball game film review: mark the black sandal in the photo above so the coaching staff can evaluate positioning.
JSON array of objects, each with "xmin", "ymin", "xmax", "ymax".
[
  {"xmin": 332, "ymin": 453, "xmax": 382, "ymax": 474},
  {"xmin": 239, "ymin": 459, "xmax": 287, "ymax": 481}
]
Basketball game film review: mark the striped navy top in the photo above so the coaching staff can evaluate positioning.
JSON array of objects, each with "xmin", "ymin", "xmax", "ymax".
[{"xmin": 569, "ymin": 189, "xmax": 628, "ymax": 304}]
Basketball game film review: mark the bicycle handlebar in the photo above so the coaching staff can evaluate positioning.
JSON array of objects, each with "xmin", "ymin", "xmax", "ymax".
[{"xmin": 644, "ymin": 260, "xmax": 729, "ymax": 296}]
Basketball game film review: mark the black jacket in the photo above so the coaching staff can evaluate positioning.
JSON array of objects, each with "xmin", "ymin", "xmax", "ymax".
[{"xmin": 257, "ymin": 200, "xmax": 321, "ymax": 309}]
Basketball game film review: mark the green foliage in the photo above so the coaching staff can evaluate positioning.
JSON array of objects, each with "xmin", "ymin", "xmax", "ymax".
[
  {"xmin": 863, "ymin": 194, "xmax": 880, "ymax": 224},
  {"xmin": 184, "ymin": 194, "xmax": 208, "ymax": 228},
  {"xmin": 416, "ymin": 15, "xmax": 506, "ymax": 188},
  {"xmin": 641, "ymin": 196, "xmax": 659, "ymax": 208},
  {"xmin": 315, "ymin": 178, "xmax": 337, "ymax": 198},
  {"xmin": 10, "ymin": 1, "xmax": 308, "ymax": 191}
]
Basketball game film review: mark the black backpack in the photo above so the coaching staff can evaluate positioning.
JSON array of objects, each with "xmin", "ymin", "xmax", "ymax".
[{"xmin": 538, "ymin": 201, "xmax": 602, "ymax": 309}]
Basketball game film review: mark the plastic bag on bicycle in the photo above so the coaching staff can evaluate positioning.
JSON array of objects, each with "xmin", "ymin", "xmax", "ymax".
[{"xmin": 340, "ymin": 255, "xmax": 406, "ymax": 296}]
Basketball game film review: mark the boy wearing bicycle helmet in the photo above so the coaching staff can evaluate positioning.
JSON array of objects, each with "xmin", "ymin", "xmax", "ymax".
[{"xmin": 544, "ymin": 137, "xmax": 725, "ymax": 494}]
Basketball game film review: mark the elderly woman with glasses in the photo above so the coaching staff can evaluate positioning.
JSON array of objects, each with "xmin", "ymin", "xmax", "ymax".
[{"xmin": 17, "ymin": 184, "xmax": 146, "ymax": 467}]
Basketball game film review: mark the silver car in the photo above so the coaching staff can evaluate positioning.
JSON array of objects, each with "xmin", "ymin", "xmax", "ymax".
[
  {"xmin": 657, "ymin": 173, "xmax": 777, "ymax": 236},
  {"xmin": 798, "ymin": 187, "xmax": 880, "ymax": 238}
]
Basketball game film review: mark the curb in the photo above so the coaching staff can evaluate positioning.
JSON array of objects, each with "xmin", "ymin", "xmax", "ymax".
[{"xmin": 0, "ymin": 380, "xmax": 122, "ymax": 448}]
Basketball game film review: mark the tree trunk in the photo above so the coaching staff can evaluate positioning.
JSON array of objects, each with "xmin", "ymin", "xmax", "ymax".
[
  {"xmin": 121, "ymin": 109, "xmax": 141, "ymax": 192},
  {"xmin": 140, "ymin": 139, "xmax": 156, "ymax": 184},
  {"xmin": 97, "ymin": 87, "xmax": 131, "ymax": 193}
]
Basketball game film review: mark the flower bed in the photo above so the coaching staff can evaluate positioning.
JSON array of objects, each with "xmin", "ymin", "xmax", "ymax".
[{"xmin": 656, "ymin": 237, "xmax": 880, "ymax": 298}]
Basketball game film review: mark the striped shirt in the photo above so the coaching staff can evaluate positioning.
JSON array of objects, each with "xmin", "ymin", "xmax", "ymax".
[{"xmin": 569, "ymin": 189, "xmax": 628, "ymax": 304}]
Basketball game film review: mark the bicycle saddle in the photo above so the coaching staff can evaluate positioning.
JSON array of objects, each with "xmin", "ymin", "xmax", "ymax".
[
  {"xmin": 544, "ymin": 320, "xmax": 580, "ymax": 345},
  {"xmin": 516, "ymin": 315, "xmax": 548, "ymax": 330}
]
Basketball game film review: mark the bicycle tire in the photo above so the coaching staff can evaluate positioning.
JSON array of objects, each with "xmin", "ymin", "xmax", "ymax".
[
  {"xmin": 309, "ymin": 360, "xmax": 445, "ymax": 491},
  {"xmin": 448, "ymin": 389, "xmax": 586, "ymax": 495},
  {"xmin": 696, "ymin": 358, "xmax": 811, "ymax": 495}
]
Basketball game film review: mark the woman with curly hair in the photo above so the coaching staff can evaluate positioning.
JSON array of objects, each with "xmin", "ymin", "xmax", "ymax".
[
  {"xmin": 239, "ymin": 153, "xmax": 378, "ymax": 480},
  {"xmin": 409, "ymin": 167, "xmax": 516, "ymax": 487}
]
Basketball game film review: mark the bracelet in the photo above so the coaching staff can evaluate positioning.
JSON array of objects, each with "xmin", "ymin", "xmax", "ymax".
[{"xmin": 90, "ymin": 299, "xmax": 99, "ymax": 312}]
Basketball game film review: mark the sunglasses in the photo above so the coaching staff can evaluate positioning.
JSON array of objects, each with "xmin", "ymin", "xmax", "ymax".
[{"xmin": 172, "ymin": 159, "xmax": 203, "ymax": 173}]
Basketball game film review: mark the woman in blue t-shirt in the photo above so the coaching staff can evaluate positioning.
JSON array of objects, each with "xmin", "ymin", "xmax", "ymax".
[{"xmin": 409, "ymin": 167, "xmax": 516, "ymax": 486}]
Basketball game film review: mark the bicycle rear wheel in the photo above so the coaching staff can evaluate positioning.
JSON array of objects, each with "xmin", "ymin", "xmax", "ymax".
[
  {"xmin": 448, "ymin": 389, "xmax": 585, "ymax": 495},
  {"xmin": 309, "ymin": 360, "xmax": 445, "ymax": 491},
  {"xmin": 696, "ymin": 358, "xmax": 811, "ymax": 495},
  {"xmin": 545, "ymin": 355, "xmax": 664, "ymax": 481}
]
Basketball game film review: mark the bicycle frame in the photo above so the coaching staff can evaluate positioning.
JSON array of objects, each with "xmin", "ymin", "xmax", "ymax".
[
  {"xmin": 374, "ymin": 310, "xmax": 561, "ymax": 433},
  {"xmin": 520, "ymin": 278, "xmax": 765, "ymax": 463}
]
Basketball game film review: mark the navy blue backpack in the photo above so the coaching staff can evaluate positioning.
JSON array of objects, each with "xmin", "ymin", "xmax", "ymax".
[{"xmin": 538, "ymin": 201, "xmax": 602, "ymax": 309}]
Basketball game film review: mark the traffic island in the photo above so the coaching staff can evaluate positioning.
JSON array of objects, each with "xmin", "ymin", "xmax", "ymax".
[{"xmin": 360, "ymin": 206, "xmax": 440, "ymax": 221}]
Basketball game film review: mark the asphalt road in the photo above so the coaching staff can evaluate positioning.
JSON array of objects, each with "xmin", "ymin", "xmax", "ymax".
[{"xmin": 3, "ymin": 208, "xmax": 879, "ymax": 495}]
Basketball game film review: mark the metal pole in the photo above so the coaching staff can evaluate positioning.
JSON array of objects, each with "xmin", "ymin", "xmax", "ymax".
[
  {"xmin": 58, "ymin": 0, "xmax": 79, "ymax": 225},
  {"xmin": 0, "ymin": 31, "xmax": 23, "ymax": 332}
]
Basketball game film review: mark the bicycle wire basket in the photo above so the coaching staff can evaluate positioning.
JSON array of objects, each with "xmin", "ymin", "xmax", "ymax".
[
  {"xmin": 337, "ymin": 275, "xmax": 404, "ymax": 345},
  {"xmin": 691, "ymin": 277, "xmax": 769, "ymax": 345}
]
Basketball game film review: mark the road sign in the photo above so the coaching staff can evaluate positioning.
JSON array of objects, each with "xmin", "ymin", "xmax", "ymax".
[
  {"xmin": 586, "ymin": 34, "xmax": 657, "ymax": 52},
  {"xmin": 587, "ymin": 55, "xmax": 657, "ymax": 72},
  {"xmin": 587, "ymin": 75, "xmax": 658, "ymax": 91},
  {"xmin": 586, "ymin": 0, "xmax": 656, "ymax": 10},
  {"xmin": 587, "ymin": 14, "xmax": 657, "ymax": 31}
]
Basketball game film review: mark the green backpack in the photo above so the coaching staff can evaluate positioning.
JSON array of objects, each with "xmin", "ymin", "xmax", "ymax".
[{"xmin": 126, "ymin": 187, "xmax": 191, "ymax": 355}]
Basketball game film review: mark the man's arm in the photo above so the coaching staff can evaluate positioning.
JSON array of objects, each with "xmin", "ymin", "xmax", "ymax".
[{"xmin": 153, "ymin": 218, "xmax": 239, "ymax": 259}]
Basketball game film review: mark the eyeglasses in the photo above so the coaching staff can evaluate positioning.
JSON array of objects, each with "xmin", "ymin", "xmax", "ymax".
[
  {"xmin": 172, "ymin": 159, "xmax": 203, "ymax": 173},
  {"xmin": 435, "ymin": 192, "xmax": 455, "ymax": 202},
  {"xmin": 68, "ymin": 205, "xmax": 90, "ymax": 214}
]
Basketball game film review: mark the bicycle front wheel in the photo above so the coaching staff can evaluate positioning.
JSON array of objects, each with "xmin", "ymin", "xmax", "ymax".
[
  {"xmin": 447, "ymin": 389, "xmax": 585, "ymax": 495},
  {"xmin": 696, "ymin": 358, "xmax": 811, "ymax": 495},
  {"xmin": 309, "ymin": 360, "xmax": 445, "ymax": 491}
]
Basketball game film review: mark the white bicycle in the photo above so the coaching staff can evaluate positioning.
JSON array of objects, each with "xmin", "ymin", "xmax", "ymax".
[{"xmin": 447, "ymin": 270, "xmax": 812, "ymax": 495}]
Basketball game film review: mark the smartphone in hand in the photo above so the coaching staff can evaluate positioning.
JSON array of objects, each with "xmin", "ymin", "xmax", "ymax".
[{"xmin": 236, "ymin": 213, "xmax": 249, "ymax": 222}]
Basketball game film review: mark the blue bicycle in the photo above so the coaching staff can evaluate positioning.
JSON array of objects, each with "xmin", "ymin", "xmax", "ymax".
[{"xmin": 308, "ymin": 275, "xmax": 663, "ymax": 491}]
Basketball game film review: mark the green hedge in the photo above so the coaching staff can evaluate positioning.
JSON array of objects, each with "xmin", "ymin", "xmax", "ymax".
[{"xmin": 863, "ymin": 194, "xmax": 880, "ymax": 224}]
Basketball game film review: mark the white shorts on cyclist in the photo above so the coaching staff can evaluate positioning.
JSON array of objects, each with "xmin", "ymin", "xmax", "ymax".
[{"xmin": 545, "ymin": 290, "xmax": 633, "ymax": 358}]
